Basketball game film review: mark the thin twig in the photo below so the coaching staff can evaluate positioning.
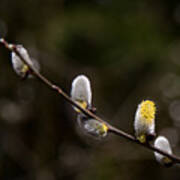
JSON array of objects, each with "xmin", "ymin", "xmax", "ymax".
[{"xmin": 1, "ymin": 38, "xmax": 180, "ymax": 164}]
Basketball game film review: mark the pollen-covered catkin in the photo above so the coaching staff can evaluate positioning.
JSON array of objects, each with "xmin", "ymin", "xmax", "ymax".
[
  {"xmin": 134, "ymin": 100, "xmax": 156, "ymax": 143},
  {"xmin": 71, "ymin": 75, "xmax": 92, "ymax": 112},
  {"xmin": 154, "ymin": 136, "xmax": 173, "ymax": 167},
  {"xmin": 11, "ymin": 45, "xmax": 40, "ymax": 78}
]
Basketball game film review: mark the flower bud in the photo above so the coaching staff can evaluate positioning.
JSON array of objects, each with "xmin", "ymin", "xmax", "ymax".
[
  {"xmin": 134, "ymin": 100, "xmax": 156, "ymax": 143},
  {"xmin": 71, "ymin": 75, "xmax": 92, "ymax": 113},
  {"xmin": 154, "ymin": 136, "xmax": 173, "ymax": 167},
  {"xmin": 77, "ymin": 114, "xmax": 108, "ymax": 138},
  {"xmin": 11, "ymin": 45, "xmax": 40, "ymax": 79}
]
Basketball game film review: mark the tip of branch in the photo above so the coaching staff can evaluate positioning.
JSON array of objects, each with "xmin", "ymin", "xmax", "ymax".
[
  {"xmin": 0, "ymin": 38, "xmax": 14, "ymax": 50},
  {"xmin": 0, "ymin": 38, "xmax": 5, "ymax": 43}
]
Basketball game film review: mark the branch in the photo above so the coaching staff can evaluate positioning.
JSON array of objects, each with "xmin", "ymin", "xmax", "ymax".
[{"xmin": 1, "ymin": 38, "xmax": 180, "ymax": 164}]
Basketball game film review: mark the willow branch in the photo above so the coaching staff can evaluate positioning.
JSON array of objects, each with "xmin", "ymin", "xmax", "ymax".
[{"xmin": 1, "ymin": 38, "xmax": 180, "ymax": 164}]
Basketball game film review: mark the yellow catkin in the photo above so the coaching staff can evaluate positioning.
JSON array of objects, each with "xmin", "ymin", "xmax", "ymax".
[
  {"xmin": 140, "ymin": 100, "xmax": 156, "ymax": 125},
  {"xmin": 163, "ymin": 157, "xmax": 172, "ymax": 165},
  {"xmin": 21, "ymin": 64, "xmax": 29, "ymax": 73},
  {"xmin": 137, "ymin": 134, "xmax": 146, "ymax": 143},
  {"xmin": 101, "ymin": 123, "xmax": 108, "ymax": 133},
  {"xmin": 97, "ymin": 123, "xmax": 108, "ymax": 136},
  {"xmin": 75, "ymin": 101, "xmax": 87, "ymax": 113}
]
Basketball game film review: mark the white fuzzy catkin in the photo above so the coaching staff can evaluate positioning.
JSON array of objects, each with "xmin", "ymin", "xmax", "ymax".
[
  {"xmin": 71, "ymin": 75, "xmax": 92, "ymax": 105},
  {"xmin": 77, "ymin": 115, "xmax": 108, "ymax": 138},
  {"xmin": 11, "ymin": 45, "xmax": 40, "ymax": 78},
  {"xmin": 154, "ymin": 136, "xmax": 172, "ymax": 165},
  {"xmin": 134, "ymin": 100, "xmax": 156, "ymax": 142}
]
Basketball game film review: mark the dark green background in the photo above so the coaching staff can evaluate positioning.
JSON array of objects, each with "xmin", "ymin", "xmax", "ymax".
[{"xmin": 0, "ymin": 0, "xmax": 180, "ymax": 179}]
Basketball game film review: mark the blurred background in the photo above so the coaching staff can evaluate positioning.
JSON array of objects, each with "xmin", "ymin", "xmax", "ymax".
[{"xmin": 0, "ymin": 0, "xmax": 180, "ymax": 179}]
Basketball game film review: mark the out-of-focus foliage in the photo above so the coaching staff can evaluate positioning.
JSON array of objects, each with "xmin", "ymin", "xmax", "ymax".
[{"xmin": 0, "ymin": 0, "xmax": 180, "ymax": 179}]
